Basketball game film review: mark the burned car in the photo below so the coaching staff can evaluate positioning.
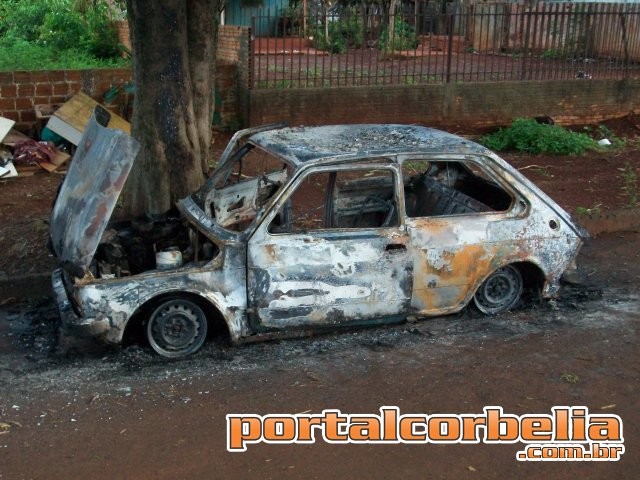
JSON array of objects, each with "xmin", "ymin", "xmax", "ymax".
[{"xmin": 51, "ymin": 111, "xmax": 587, "ymax": 358}]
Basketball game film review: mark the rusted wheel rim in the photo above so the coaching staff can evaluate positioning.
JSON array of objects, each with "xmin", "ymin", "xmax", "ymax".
[
  {"xmin": 474, "ymin": 265, "xmax": 523, "ymax": 315},
  {"xmin": 147, "ymin": 299, "xmax": 207, "ymax": 358}
]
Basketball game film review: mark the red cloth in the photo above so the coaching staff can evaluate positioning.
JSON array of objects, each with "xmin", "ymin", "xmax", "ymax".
[{"xmin": 13, "ymin": 140, "xmax": 57, "ymax": 165}]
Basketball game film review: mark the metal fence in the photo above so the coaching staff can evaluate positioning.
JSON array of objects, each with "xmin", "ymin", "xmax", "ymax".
[{"xmin": 244, "ymin": 1, "xmax": 640, "ymax": 89}]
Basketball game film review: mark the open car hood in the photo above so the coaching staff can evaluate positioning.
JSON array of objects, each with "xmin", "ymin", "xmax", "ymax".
[{"xmin": 50, "ymin": 107, "xmax": 140, "ymax": 277}]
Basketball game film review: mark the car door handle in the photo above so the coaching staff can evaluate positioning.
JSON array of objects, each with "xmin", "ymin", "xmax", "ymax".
[{"xmin": 385, "ymin": 243, "xmax": 407, "ymax": 253}]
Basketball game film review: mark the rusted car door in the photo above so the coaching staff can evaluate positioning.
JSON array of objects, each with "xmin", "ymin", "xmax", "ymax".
[
  {"xmin": 400, "ymin": 156, "xmax": 520, "ymax": 313},
  {"xmin": 246, "ymin": 165, "xmax": 412, "ymax": 330}
]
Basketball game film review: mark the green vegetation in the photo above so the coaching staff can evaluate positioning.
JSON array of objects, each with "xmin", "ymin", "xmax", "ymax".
[
  {"xmin": 619, "ymin": 162, "xmax": 638, "ymax": 207},
  {"xmin": 480, "ymin": 118, "xmax": 598, "ymax": 155},
  {"xmin": 315, "ymin": 8, "xmax": 364, "ymax": 54},
  {"xmin": 313, "ymin": 14, "xmax": 417, "ymax": 54},
  {"xmin": 0, "ymin": 0, "xmax": 129, "ymax": 71},
  {"xmin": 541, "ymin": 48, "xmax": 562, "ymax": 59},
  {"xmin": 0, "ymin": 40, "xmax": 129, "ymax": 70},
  {"xmin": 379, "ymin": 18, "xmax": 418, "ymax": 51},
  {"xmin": 561, "ymin": 372, "xmax": 580, "ymax": 384},
  {"xmin": 256, "ymin": 79, "xmax": 293, "ymax": 89},
  {"xmin": 596, "ymin": 124, "xmax": 627, "ymax": 148},
  {"xmin": 575, "ymin": 204, "xmax": 602, "ymax": 216}
]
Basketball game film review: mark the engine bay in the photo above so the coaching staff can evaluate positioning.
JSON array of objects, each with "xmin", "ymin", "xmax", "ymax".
[{"xmin": 91, "ymin": 214, "xmax": 219, "ymax": 279}]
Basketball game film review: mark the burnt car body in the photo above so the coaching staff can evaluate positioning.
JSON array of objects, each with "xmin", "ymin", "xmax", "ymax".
[{"xmin": 51, "ymin": 113, "xmax": 587, "ymax": 357}]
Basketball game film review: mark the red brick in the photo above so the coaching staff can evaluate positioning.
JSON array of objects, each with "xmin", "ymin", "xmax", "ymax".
[
  {"xmin": 20, "ymin": 110, "xmax": 36, "ymax": 123},
  {"xmin": 31, "ymin": 72, "xmax": 50, "ymax": 82},
  {"xmin": 67, "ymin": 81, "xmax": 81, "ymax": 92},
  {"xmin": 1, "ymin": 84, "xmax": 17, "ymax": 98},
  {"xmin": 0, "ymin": 98, "xmax": 15, "ymax": 110},
  {"xmin": 0, "ymin": 72, "xmax": 13, "ymax": 85},
  {"xmin": 49, "ymin": 96, "xmax": 67, "ymax": 104},
  {"xmin": 1, "ymin": 110, "xmax": 19, "ymax": 121},
  {"xmin": 96, "ymin": 82, "xmax": 111, "ymax": 95},
  {"xmin": 32, "ymin": 97, "xmax": 52, "ymax": 105},
  {"xmin": 13, "ymin": 72, "xmax": 31, "ymax": 83},
  {"xmin": 48, "ymin": 71, "xmax": 65, "ymax": 82},
  {"xmin": 15, "ymin": 97, "xmax": 32, "ymax": 109},
  {"xmin": 17, "ymin": 84, "xmax": 34, "ymax": 97},
  {"xmin": 65, "ymin": 71, "xmax": 82, "ymax": 82},
  {"xmin": 52, "ymin": 83, "xmax": 69, "ymax": 95},
  {"xmin": 35, "ymin": 83, "xmax": 53, "ymax": 96},
  {"xmin": 15, "ymin": 122, "xmax": 32, "ymax": 133}
]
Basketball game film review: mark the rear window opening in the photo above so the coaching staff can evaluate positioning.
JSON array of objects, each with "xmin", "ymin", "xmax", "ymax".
[{"xmin": 402, "ymin": 159, "xmax": 513, "ymax": 217}]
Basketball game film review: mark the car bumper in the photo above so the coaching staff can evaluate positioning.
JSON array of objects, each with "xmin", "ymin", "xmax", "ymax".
[{"xmin": 52, "ymin": 269, "xmax": 110, "ymax": 338}]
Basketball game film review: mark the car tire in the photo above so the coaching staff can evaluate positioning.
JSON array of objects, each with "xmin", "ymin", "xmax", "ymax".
[
  {"xmin": 473, "ymin": 265, "xmax": 523, "ymax": 315},
  {"xmin": 147, "ymin": 297, "xmax": 208, "ymax": 358}
]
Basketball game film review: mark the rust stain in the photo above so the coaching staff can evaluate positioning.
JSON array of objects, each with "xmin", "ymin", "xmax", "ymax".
[{"xmin": 263, "ymin": 244, "xmax": 277, "ymax": 262}]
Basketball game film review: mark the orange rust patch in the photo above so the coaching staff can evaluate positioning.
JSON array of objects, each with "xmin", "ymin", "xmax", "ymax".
[
  {"xmin": 411, "ymin": 244, "xmax": 501, "ymax": 312},
  {"xmin": 263, "ymin": 244, "xmax": 278, "ymax": 262}
]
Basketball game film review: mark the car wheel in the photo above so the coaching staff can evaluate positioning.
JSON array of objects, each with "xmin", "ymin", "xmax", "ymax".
[
  {"xmin": 147, "ymin": 297, "xmax": 208, "ymax": 358},
  {"xmin": 473, "ymin": 265, "xmax": 523, "ymax": 315}
]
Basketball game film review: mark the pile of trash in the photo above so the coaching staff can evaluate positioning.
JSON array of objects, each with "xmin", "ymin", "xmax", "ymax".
[
  {"xmin": 1, "ymin": 92, "xmax": 130, "ymax": 179},
  {"xmin": 0, "ymin": 116, "xmax": 71, "ymax": 179}
]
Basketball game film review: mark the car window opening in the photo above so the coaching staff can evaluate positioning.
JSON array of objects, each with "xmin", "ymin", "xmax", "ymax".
[
  {"xmin": 403, "ymin": 160, "xmax": 512, "ymax": 217},
  {"xmin": 269, "ymin": 168, "xmax": 398, "ymax": 234},
  {"xmin": 204, "ymin": 143, "xmax": 291, "ymax": 232}
]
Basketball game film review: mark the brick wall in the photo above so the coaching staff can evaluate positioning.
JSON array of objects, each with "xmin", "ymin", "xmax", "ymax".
[
  {"xmin": 5, "ymin": 65, "xmax": 638, "ymax": 137},
  {"xmin": 249, "ymin": 79, "xmax": 640, "ymax": 128},
  {"xmin": 115, "ymin": 20, "xmax": 132, "ymax": 54},
  {"xmin": 0, "ymin": 65, "xmax": 241, "ymax": 134},
  {"xmin": 215, "ymin": 64, "xmax": 239, "ymax": 129},
  {"xmin": 218, "ymin": 25, "xmax": 248, "ymax": 66},
  {"xmin": 0, "ymin": 69, "xmax": 133, "ymax": 133}
]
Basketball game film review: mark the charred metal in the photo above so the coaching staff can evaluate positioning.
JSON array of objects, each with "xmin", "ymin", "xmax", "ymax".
[{"xmin": 50, "ymin": 116, "xmax": 588, "ymax": 358}]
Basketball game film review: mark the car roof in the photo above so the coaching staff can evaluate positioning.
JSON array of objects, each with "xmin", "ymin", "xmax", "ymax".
[{"xmin": 248, "ymin": 124, "xmax": 489, "ymax": 166}]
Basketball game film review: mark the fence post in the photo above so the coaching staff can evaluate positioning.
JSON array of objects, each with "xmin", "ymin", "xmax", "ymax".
[
  {"xmin": 446, "ymin": 2, "xmax": 458, "ymax": 83},
  {"xmin": 620, "ymin": 7, "xmax": 630, "ymax": 78},
  {"xmin": 252, "ymin": 15, "xmax": 263, "ymax": 89},
  {"xmin": 520, "ymin": 4, "xmax": 532, "ymax": 81},
  {"xmin": 248, "ymin": 23, "xmax": 254, "ymax": 91}
]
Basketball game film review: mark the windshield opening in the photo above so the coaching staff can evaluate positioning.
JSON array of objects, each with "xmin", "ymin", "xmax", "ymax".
[{"xmin": 202, "ymin": 143, "xmax": 292, "ymax": 232}]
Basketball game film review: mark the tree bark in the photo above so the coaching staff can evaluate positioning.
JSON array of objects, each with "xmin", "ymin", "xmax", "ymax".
[
  {"xmin": 122, "ymin": 0, "xmax": 220, "ymax": 217},
  {"xmin": 388, "ymin": 0, "xmax": 399, "ymax": 51}
]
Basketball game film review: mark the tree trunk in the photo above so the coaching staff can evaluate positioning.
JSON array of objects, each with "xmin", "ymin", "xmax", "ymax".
[
  {"xmin": 122, "ymin": 0, "xmax": 220, "ymax": 217},
  {"xmin": 389, "ymin": 0, "xmax": 399, "ymax": 51}
]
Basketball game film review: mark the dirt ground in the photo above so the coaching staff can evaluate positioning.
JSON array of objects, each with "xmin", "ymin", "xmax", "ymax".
[
  {"xmin": 251, "ymin": 44, "xmax": 636, "ymax": 88},
  {"xmin": 0, "ymin": 232, "xmax": 638, "ymax": 479},
  {"xmin": 0, "ymin": 117, "xmax": 639, "ymax": 479}
]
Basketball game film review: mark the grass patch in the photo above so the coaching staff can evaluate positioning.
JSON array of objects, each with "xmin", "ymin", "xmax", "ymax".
[
  {"xmin": 575, "ymin": 204, "xmax": 602, "ymax": 216},
  {"xmin": 0, "ymin": 0, "xmax": 127, "ymax": 71},
  {"xmin": 0, "ymin": 39, "xmax": 130, "ymax": 71},
  {"xmin": 619, "ymin": 162, "xmax": 638, "ymax": 207},
  {"xmin": 480, "ymin": 118, "xmax": 597, "ymax": 155}
]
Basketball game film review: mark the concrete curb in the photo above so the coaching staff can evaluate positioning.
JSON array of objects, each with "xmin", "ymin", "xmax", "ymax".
[
  {"xmin": 0, "ymin": 272, "xmax": 51, "ymax": 303},
  {"xmin": 1, "ymin": 208, "xmax": 638, "ymax": 303},
  {"xmin": 577, "ymin": 208, "xmax": 640, "ymax": 237}
]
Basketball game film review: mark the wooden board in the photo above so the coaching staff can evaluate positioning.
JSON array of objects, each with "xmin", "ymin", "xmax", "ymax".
[
  {"xmin": 14, "ymin": 164, "xmax": 40, "ymax": 177},
  {"xmin": 37, "ymin": 148, "xmax": 71, "ymax": 172},
  {"xmin": 0, "ymin": 117, "xmax": 16, "ymax": 144},
  {"xmin": 1, "ymin": 129, "xmax": 31, "ymax": 147},
  {"xmin": 46, "ymin": 92, "xmax": 130, "ymax": 145}
]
